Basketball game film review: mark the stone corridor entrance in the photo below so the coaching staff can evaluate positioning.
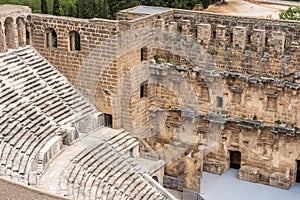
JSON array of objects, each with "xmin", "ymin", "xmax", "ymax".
[
  {"xmin": 229, "ymin": 151, "xmax": 241, "ymax": 170},
  {"xmin": 104, "ymin": 113, "xmax": 113, "ymax": 128},
  {"xmin": 297, "ymin": 161, "xmax": 300, "ymax": 183}
]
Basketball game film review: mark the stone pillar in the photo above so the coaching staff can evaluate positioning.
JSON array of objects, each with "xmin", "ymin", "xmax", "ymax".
[
  {"xmin": 253, "ymin": 29, "xmax": 265, "ymax": 53},
  {"xmin": 272, "ymin": 31, "xmax": 285, "ymax": 56},
  {"xmin": 233, "ymin": 26, "xmax": 247, "ymax": 51},
  {"xmin": 168, "ymin": 22, "xmax": 177, "ymax": 32},
  {"xmin": 17, "ymin": 17, "xmax": 26, "ymax": 47},
  {"xmin": 13, "ymin": 18, "xmax": 19, "ymax": 49},
  {"xmin": 181, "ymin": 20, "xmax": 191, "ymax": 35},
  {"xmin": 155, "ymin": 19, "xmax": 165, "ymax": 30},
  {"xmin": 197, "ymin": 24, "xmax": 211, "ymax": 49},
  {"xmin": 216, "ymin": 25, "xmax": 226, "ymax": 50}
]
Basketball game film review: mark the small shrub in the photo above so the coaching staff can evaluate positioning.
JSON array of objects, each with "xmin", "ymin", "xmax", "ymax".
[
  {"xmin": 253, "ymin": 115, "xmax": 257, "ymax": 120},
  {"xmin": 154, "ymin": 54, "xmax": 160, "ymax": 64},
  {"xmin": 275, "ymin": 120, "xmax": 281, "ymax": 125}
]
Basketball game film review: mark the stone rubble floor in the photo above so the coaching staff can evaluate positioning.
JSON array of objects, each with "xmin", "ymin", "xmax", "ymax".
[{"xmin": 201, "ymin": 169, "xmax": 300, "ymax": 200}]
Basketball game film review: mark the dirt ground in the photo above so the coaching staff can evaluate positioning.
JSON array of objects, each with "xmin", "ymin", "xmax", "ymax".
[
  {"xmin": 0, "ymin": 177, "xmax": 68, "ymax": 200},
  {"xmin": 205, "ymin": 0, "xmax": 290, "ymax": 19}
]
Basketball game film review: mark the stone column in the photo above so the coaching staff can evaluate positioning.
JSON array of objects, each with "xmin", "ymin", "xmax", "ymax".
[{"xmin": 197, "ymin": 24, "xmax": 211, "ymax": 49}]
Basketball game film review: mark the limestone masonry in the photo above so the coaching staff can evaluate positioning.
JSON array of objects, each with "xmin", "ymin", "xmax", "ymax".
[{"xmin": 0, "ymin": 3, "xmax": 299, "ymax": 199}]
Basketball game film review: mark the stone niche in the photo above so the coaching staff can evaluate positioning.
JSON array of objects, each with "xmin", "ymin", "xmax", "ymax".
[{"xmin": 266, "ymin": 94, "xmax": 277, "ymax": 111}]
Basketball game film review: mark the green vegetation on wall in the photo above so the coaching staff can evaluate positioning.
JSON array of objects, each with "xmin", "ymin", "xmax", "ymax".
[{"xmin": 279, "ymin": 7, "xmax": 300, "ymax": 21}]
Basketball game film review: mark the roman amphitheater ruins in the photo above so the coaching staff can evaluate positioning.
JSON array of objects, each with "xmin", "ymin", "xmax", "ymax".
[{"xmin": 0, "ymin": 2, "xmax": 299, "ymax": 200}]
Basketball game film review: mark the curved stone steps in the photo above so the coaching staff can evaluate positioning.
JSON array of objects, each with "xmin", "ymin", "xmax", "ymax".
[
  {"xmin": 90, "ymin": 151, "xmax": 130, "ymax": 199},
  {"xmin": 74, "ymin": 145, "xmax": 116, "ymax": 198},
  {"xmin": 18, "ymin": 49, "xmax": 94, "ymax": 117},
  {"xmin": 99, "ymin": 156, "xmax": 133, "ymax": 200},
  {"xmin": 67, "ymin": 143, "xmax": 107, "ymax": 196},
  {"xmin": 0, "ymin": 47, "xmax": 98, "ymax": 188},
  {"xmin": 63, "ymin": 128, "xmax": 146, "ymax": 200}
]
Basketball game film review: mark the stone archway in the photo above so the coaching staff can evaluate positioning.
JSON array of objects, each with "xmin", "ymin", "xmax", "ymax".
[
  {"xmin": 45, "ymin": 28, "xmax": 57, "ymax": 49},
  {"xmin": 4, "ymin": 17, "xmax": 15, "ymax": 49},
  {"xmin": 17, "ymin": 17, "xmax": 26, "ymax": 47},
  {"xmin": 69, "ymin": 31, "xmax": 80, "ymax": 51}
]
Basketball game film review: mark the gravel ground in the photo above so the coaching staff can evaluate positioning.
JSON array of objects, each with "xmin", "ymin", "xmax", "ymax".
[{"xmin": 0, "ymin": 177, "xmax": 70, "ymax": 200}]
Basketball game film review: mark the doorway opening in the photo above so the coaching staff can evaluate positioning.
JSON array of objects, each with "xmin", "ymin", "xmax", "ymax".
[
  {"xmin": 229, "ymin": 151, "xmax": 241, "ymax": 170},
  {"xmin": 104, "ymin": 113, "xmax": 112, "ymax": 128},
  {"xmin": 296, "ymin": 160, "xmax": 300, "ymax": 183}
]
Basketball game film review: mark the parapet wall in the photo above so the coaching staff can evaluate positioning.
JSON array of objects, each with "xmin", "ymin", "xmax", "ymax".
[
  {"xmin": 29, "ymin": 6, "xmax": 300, "ymax": 127},
  {"xmin": 31, "ymin": 14, "xmax": 119, "ymax": 82},
  {"xmin": 162, "ymin": 9, "xmax": 299, "ymax": 77}
]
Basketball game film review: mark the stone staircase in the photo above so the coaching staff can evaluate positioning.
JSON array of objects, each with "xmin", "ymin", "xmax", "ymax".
[
  {"xmin": 46, "ymin": 127, "xmax": 171, "ymax": 200},
  {"xmin": 0, "ymin": 46, "xmax": 174, "ymax": 199},
  {"xmin": 0, "ymin": 46, "xmax": 96, "ymax": 185}
]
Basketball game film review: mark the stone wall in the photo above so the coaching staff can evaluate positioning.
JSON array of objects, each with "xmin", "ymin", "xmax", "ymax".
[
  {"xmin": 31, "ymin": 14, "xmax": 119, "ymax": 116},
  {"xmin": 204, "ymin": 120, "xmax": 300, "ymax": 189},
  {"xmin": 161, "ymin": 9, "xmax": 300, "ymax": 78},
  {"xmin": 28, "ymin": 6, "xmax": 300, "ymax": 191}
]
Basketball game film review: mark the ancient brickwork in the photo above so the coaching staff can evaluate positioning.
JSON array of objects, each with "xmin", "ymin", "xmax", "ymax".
[
  {"xmin": 204, "ymin": 120, "xmax": 300, "ymax": 189},
  {"xmin": 161, "ymin": 9, "xmax": 300, "ymax": 78},
  {"xmin": 28, "ymin": 5, "xmax": 300, "ymax": 191},
  {"xmin": 31, "ymin": 14, "xmax": 119, "ymax": 104}
]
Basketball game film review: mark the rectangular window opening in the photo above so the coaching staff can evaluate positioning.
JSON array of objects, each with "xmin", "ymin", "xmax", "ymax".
[
  {"xmin": 140, "ymin": 81, "xmax": 148, "ymax": 98},
  {"xmin": 212, "ymin": 30, "xmax": 216, "ymax": 39},
  {"xmin": 216, "ymin": 96, "xmax": 223, "ymax": 108},
  {"xmin": 265, "ymin": 37, "xmax": 269, "ymax": 46},
  {"xmin": 229, "ymin": 32, "xmax": 233, "ymax": 43},
  {"xmin": 141, "ymin": 47, "xmax": 147, "ymax": 61},
  {"xmin": 247, "ymin": 34, "xmax": 252, "ymax": 44}
]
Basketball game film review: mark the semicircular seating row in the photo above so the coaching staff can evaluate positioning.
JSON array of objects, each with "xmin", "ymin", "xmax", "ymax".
[
  {"xmin": 0, "ymin": 47, "xmax": 171, "ymax": 200},
  {"xmin": 0, "ymin": 46, "xmax": 95, "ymax": 185},
  {"xmin": 57, "ymin": 127, "xmax": 169, "ymax": 200}
]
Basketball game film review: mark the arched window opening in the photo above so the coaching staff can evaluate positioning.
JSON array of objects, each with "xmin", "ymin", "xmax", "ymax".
[
  {"xmin": 17, "ymin": 17, "xmax": 26, "ymax": 47},
  {"xmin": 0, "ymin": 22, "xmax": 4, "ymax": 52},
  {"xmin": 45, "ymin": 28, "xmax": 57, "ymax": 49},
  {"xmin": 4, "ymin": 17, "xmax": 15, "ymax": 49},
  {"xmin": 69, "ymin": 31, "xmax": 80, "ymax": 51}
]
